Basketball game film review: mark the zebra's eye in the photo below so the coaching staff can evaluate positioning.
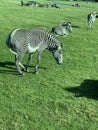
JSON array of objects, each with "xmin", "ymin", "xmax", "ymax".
[
  {"xmin": 54, "ymin": 49, "xmax": 62, "ymax": 58},
  {"xmin": 53, "ymin": 50, "xmax": 58, "ymax": 57}
]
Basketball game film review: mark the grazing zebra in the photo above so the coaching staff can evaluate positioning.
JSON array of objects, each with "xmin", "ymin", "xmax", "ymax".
[
  {"xmin": 6, "ymin": 28, "xmax": 63, "ymax": 75},
  {"xmin": 87, "ymin": 11, "xmax": 97, "ymax": 29},
  {"xmin": 51, "ymin": 22, "xmax": 72, "ymax": 36}
]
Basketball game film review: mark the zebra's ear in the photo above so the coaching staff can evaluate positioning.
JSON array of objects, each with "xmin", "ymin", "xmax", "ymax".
[
  {"xmin": 96, "ymin": 15, "xmax": 98, "ymax": 18},
  {"xmin": 62, "ymin": 22, "xmax": 71, "ymax": 26},
  {"xmin": 61, "ymin": 22, "xmax": 67, "ymax": 26},
  {"xmin": 68, "ymin": 22, "xmax": 71, "ymax": 24}
]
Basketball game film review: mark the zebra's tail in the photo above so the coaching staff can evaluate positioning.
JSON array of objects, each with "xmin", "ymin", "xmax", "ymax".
[
  {"xmin": 6, "ymin": 30, "xmax": 18, "ymax": 55},
  {"xmin": 6, "ymin": 29, "xmax": 20, "ymax": 56},
  {"xmin": 6, "ymin": 28, "xmax": 20, "ymax": 49},
  {"xmin": 6, "ymin": 32, "xmax": 12, "ymax": 48}
]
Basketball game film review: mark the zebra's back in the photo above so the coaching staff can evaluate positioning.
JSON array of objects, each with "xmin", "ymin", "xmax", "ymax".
[{"xmin": 6, "ymin": 28, "xmax": 61, "ymax": 53}]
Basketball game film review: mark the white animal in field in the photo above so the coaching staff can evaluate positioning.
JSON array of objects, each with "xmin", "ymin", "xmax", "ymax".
[{"xmin": 87, "ymin": 11, "xmax": 98, "ymax": 29}]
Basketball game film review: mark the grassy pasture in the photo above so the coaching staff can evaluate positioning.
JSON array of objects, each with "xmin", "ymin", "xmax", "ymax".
[{"xmin": 0, "ymin": 0, "xmax": 98, "ymax": 129}]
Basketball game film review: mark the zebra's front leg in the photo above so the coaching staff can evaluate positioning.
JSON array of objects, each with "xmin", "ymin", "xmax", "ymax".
[
  {"xmin": 34, "ymin": 51, "xmax": 42, "ymax": 74},
  {"xmin": 88, "ymin": 22, "xmax": 92, "ymax": 29},
  {"xmin": 25, "ymin": 53, "xmax": 33, "ymax": 72},
  {"xmin": 89, "ymin": 23, "xmax": 92, "ymax": 29}
]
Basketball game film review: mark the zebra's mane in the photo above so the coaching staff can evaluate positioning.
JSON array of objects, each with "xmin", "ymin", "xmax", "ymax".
[
  {"xmin": 42, "ymin": 28, "xmax": 61, "ymax": 46},
  {"xmin": 34, "ymin": 28, "xmax": 62, "ymax": 49}
]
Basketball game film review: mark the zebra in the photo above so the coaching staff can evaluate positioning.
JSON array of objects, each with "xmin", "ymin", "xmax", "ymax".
[
  {"xmin": 51, "ymin": 22, "xmax": 72, "ymax": 36},
  {"xmin": 6, "ymin": 28, "xmax": 63, "ymax": 75},
  {"xmin": 87, "ymin": 11, "xmax": 97, "ymax": 29}
]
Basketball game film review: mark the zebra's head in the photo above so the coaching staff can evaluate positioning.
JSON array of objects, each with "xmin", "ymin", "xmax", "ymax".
[
  {"xmin": 62, "ymin": 22, "xmax": 72, "ymax": 33},
  {"xmin": 52, "ymin": 45, "xmax": 63, "ymax": 64}
]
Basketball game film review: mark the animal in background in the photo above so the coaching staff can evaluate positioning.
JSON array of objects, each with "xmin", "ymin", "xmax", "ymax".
[
  {"xmin": 51, "ymin": 22, "xmax": 72, "ymax": 36},
  {"xmin": 87, "ymin": 11, "xmax": 98, "ymax": 29}
]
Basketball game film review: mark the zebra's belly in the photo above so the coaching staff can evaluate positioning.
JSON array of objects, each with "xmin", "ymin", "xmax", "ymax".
[{"xmin": 27, "ymin": 44, "xmax": 39, "ymax": 53}]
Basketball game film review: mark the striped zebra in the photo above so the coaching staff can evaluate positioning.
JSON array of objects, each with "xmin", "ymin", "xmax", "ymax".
[
  {"xmin": 51, "ymin": 22, "xmax": 72, "ymax": 36},
  {"xmin": 6, "ymin": 28, "xmax": 63, "ymax": 75},
  {"xmin": 87, "ymin": 11, "xmax": 97, "ymax": 29}
]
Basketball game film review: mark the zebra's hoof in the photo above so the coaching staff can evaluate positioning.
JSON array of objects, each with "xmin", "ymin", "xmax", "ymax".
[
  {"xmin": 34, "ymin": 71, "xmax": 38, "ymax": 74},
  {"xmin": 19, "ymin": 71, "xmax": 25, "ymax": 75},
  {"xmin": 26, "ymin": 69, "xmax": 29, "ymax": 72},
  {"xmin": 22, "ymin": 67, "xmax": 27, "ymax": 72}
]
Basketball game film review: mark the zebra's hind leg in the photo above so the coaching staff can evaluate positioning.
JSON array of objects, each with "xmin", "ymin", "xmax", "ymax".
[
  {"xmin": 25, "ymin": 53, "xmax": 33, "ymax": 72},
  {"xmin": 15, "ymin": 54, "xmax": 26, "ymax": 75},
  {"xmin": 34, "ymin": 51, "xmax": 43, "ymax": 74}
]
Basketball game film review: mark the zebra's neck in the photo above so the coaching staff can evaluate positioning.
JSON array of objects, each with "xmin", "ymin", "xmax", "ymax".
[{"xmin": 47, "ymin": 34, "xmax": 60, "ymax": 51}]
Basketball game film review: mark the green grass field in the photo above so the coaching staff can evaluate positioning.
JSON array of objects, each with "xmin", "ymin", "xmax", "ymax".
[{"xmin": 0, "ymin": 0, "xmax": 98, "ymax": 129}]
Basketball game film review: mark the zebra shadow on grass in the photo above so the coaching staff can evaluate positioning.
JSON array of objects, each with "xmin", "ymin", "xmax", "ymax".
[
  {"xmin": 0, "ymin": 61, "xmax": 47, "ymax": 75},
  {"xmin": 0, "ymin": 61, "xmax": 18, "ymax": 75},
  {"xmin": 65, "ymin": 79, "xmax": 98, "ymax": 100}
]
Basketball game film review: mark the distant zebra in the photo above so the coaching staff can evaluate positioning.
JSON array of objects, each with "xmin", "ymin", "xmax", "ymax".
[
  {"xmin": 6, "ymin": 28, "xmax": 63, "ymax": 75},
  {"xmin": 87, "ymin": 11, "xmax": 97, "ymax": 29},
  {"xmin": 51, "ymin": 22, "xmax": 72, "ymax": 36}
]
